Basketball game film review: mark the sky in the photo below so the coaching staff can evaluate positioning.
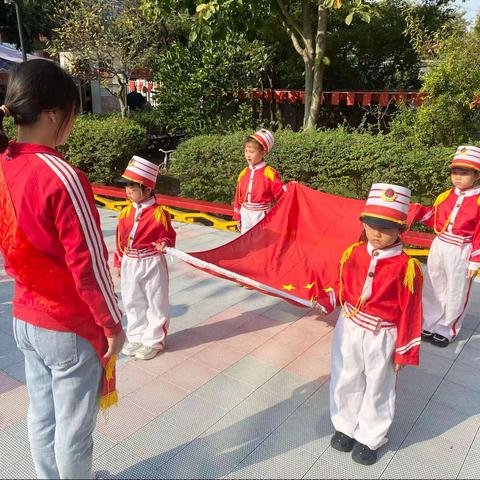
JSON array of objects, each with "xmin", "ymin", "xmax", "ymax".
[{"xmin": 454, "ymin": 0, "xmax": 480, "ymax": 25}]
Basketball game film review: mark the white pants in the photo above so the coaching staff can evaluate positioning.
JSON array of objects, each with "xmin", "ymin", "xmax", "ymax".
[
  {"xmin": 423, "ymin": 237, "xmax": 473, "ymax": 341},
  {"xmin": 240, "ymin": 205, "xmax": 269, "ymax": 234},
  {"xmin": 121, "ymin": 254, "xmax": 170, "ymax": 348},
  {"xmin": 330, "ymin": 313, "xmax": 397, "ymax": 450}
]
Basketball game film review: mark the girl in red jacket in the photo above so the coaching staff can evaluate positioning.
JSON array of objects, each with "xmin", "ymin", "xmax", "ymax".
[
  {"xmin": 416, "ymin": 146, "xmax": 480, "ymax": 347},
  {"xmin": 0, "ymin": 60, "xmax": 125, "ymax": 479},
  {"xmin": 114, "ymin": 156, "xmax": 176, "ymax": 360},
  {"xmin": 233, "ymin": 128, "xmax": 286, "ymax": 233},
  {"xmin": 314, "ymin": 183, "xmax": 423, "ymax": 466}
]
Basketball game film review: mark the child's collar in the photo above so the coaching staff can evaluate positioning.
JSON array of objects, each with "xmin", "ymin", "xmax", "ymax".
[
  {"xmin": 132, "ymin": 196, "xmax": 156, "ymax": 209},
  {"xmin": 367, "ymin": 241, "xmax": 403, "ymax": 259},
  {"xmin": 249, "ymin": 161, "xmax": 266, "ymax": 171},
  {"xmin": 454, "ymin": 186, "xmax": 480, "ymax": 197}
]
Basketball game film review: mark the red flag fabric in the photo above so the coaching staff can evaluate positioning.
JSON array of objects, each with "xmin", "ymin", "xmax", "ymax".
[{"xmin": 181, "ymin": 182, "xmax": 422, "ymax": 307}]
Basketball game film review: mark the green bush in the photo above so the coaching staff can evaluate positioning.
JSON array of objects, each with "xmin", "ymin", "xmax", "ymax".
[
  {"xmin": 62, "ymin": 115, "xmax": 148, "ymax": 184},
  {"xmin": 170, "ymin": 128, "xmax": 453, "ymax": 205}
]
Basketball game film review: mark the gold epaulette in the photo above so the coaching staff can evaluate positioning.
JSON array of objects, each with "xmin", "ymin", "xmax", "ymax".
[
  {"xmin": 433, "ymin": 189, "xmax": 452, "ymax": 207},
  {"xmin": 263, "ymin": 165, "xmax": 276, "ymax": 181},
  {"xmin": 153, "ymin": 205, "xmax": 168, "ymax": 229},
  {"xmin": 119, "ymin": 204, "xmax": 132, "ymax": 219},
  {"xmin": 237, "ymin": 167, "xmax": 248, "ymax": 183},
  {"xmin": 403, "ymin": 257, "xmax": 423, "ymax": 294},
  {"xmin": 340, "ymin": 242, "xmax": 364, "ymax": 265}
]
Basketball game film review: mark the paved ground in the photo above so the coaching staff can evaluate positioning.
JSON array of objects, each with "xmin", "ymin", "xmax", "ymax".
[{"xmin": 1, "ymin": 208, "xmax": 480, "ymax": 479}]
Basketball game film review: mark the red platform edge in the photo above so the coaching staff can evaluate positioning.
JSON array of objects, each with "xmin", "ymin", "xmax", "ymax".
[{"xmin": 92, "ymin": 184, "xmax": 434, "ymax": 248}]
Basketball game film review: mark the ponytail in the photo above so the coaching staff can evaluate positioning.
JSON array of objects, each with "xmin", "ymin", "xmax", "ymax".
[{"xmin": 0, "ymin": 104, "xmax": 10, "ymax": 153}]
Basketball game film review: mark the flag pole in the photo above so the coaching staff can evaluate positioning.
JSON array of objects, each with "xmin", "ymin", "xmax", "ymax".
[{"xmin": 166, "ymin": 247, "xmax": 312, "ymax": 308}]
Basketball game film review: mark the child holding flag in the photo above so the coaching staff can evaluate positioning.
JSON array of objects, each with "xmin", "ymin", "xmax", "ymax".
[
  {"xmin": 314, "ymin": 183, "xmax": 423, "ymax": 466},
  {"xmin": 114, "ymin": 156, "xmax": 176, "ymax": 360},
  {"xmin": 416, "ymin": 146, "xmax": 480, "ymax": 347},
  {"xmin": 233, "ymin": 128, "xmax": 286, "ymax": 233}
]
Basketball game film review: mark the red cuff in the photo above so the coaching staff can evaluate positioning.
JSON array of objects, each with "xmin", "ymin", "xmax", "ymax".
[
  {"xmin": 103, "ymin": 322, "xmax": 123, "ymax": 338},
  {"xmin": 394, "ymin": 353, "xmax": 419, "ymax": 366}
]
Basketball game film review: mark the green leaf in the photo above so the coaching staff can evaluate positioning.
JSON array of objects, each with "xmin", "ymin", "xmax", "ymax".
[{"xmin": 345, "ymin": 12, "xmax": 354, "ymax": 25}]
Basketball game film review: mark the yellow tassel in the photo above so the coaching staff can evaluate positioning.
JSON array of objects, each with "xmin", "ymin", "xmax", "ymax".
[
  {"xmin": 263, "ymin": 166, "xmax": 276, "ymax": 181},
  {"xmin": 105, "ymin": 354, "xmax": 117, "ymax": 381},
  {"xmin": 340, "ymin": 242, "xmax": 364, "ymax": 265},
  {"xmin": 433, "ymin": 189, "xmax": 452, "ymax": 207},
  {"xmin": 237, "ymin": 167, "xmax": 247, "ymax": 183},
  {"xmin": 477, "ymin": 196, "xmax": 480, "ymax": 206},
  {"xmin": 403, "ymin": 258, "xmax": 423, "ymax": 294},
  {"xmin": 119, "ymin": 205, "xmax": 132, "ymax": 219},
  {"xmin": 100, "ymin": 390, "xmax": 118, "ymax": 411}
]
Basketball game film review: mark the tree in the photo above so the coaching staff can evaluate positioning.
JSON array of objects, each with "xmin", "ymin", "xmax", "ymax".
[
  {"xmin": 390, "ymin": 26, "xmax": 480, "ymax": 146},
  {"xmin": 48, "ymin": 0, "xmax": 170, "ymax": 117},
  {"xmin": 0, "ymin": 0, "xmax": 59, "ymax": 51},
  {"xmin": 142, "ymin": 0, "xmax": 371, "ymax": 130}
]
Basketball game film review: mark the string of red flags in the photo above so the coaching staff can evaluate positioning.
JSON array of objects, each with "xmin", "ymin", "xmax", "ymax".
[{"xmin": 237, "ymin": 89, "xmax": 428, "ymax": 107}]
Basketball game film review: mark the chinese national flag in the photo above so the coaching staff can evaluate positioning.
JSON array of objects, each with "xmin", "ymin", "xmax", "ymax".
[{"xmin": 180, "ymin": 182, "xmax": 421, "ymax": 307}]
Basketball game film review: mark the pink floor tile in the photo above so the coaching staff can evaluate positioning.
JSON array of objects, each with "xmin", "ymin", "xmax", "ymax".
[
  {"xmin": 161, "ymin": 357, "xmax": 220, "ymax": 392},
  {"xmin": 130, "ymin": 348, "xmax": 189, "ymax": 376},
  {"xmin": 0, "ymin": 384, "xmax": 29, "ymax": 429},
  {"xmin": 126, "ymin": 377, "xmax": 189, "ymax": 415},
  {"xmin": 285, "ymin": 314, "xmax": 334, "ymax": 341},
  {"xmin": 96, "ymin": 398, "xmax": 156, "ymax": 443},
  {"xmin": 284, "ymin": 335, "xmax": 333, "ymax": 383},
  {"xmin": 0, "ymin": 371, "xmax": 22, "ymax": 395},
  {"xmin": 192, "ymin": 342, "xmax": 247, "ymax": 371},
  {"xmin": 116, "ymin": 361, "xmax": 156, "ymax": 398}
]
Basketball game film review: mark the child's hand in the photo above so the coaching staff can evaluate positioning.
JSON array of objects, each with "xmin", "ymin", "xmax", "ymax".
[
  {"xmin": 467, "ymin": 268, "xmax": 478, "ymax": 279},
  {"xmin": 236, "ymin": 221, "xmax": 241, "ymax": 232},
  {"xmin": 394, "ymin": 363, "xmax": 405, "ymax": 373},
  {"xmin": 114, "ymin": 267, "xmax": 121, "ymax": 279},
  {"xmin": 104, "ymin": 329, "xmax": 126, "ymax": 358},
  {"xmin": 152, "ymin": 241, "xmax": 168, "ymax": 253},
  {"xmin": 311, "ymin": 300, "xmax": 326, "ymax": 315}
]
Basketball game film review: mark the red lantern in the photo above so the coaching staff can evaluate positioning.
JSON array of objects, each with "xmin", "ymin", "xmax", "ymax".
[{"xmin": 362, "ymin": 92, "xmax": 372, "ymax": 106}]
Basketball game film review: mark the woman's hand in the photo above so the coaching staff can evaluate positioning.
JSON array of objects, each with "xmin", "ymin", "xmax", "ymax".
[
  {"xmin": 236, "ymin": 221, "xmax": 241, "ymax": 232},
  {"xmin": 152, "ymin": 241, "xmax": 168, "ymax": 253},
  {"xmin": 104, "ymin": 329, "xmax": 126, "ymax": 358},
  {"xmin": 311, "ymin": 300, "xmax": 326, "ymax": 315}
]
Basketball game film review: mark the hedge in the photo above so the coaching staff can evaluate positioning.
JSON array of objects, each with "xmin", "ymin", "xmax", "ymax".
[
  {"xmin": 170, "ymin": 128, "xmax": 454, "ymax": 205},
  {"xmin": 3, "ymin": 115, "xmax": 148, "ymax": 184}
]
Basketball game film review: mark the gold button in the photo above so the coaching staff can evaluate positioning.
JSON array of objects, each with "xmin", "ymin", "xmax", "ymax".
[
  {"xmin": 368, "ymin": 272, "xmax": 374, "ymax": 278},
  {"xmin": 373, "ymin": 251, "xmax": 379, "ymax": 257},
  {"xmin": 456, "ymin": 204, "xmax": 461, "ymax": 207},
  {"xmin": 461, "ymin": 192, "xmax": 465, "ymax": 196}
]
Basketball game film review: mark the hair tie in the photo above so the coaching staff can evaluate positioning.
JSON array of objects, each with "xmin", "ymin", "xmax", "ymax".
[{"xmin": 0, "ymin": 105, "xmax": 11, "ymax": 117}]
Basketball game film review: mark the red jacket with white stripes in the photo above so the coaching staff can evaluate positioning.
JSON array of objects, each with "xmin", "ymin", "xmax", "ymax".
[
  {"xmin": 233, "ymin": 162, "xmax": 285, "ymax": 221},
  {"xmin": 114, "ymin": 197, "xmax": 176, "ymax": 268},
  {"xmin": 416, "ymin": 187, "xmax": 480, "ymax": 266},
  {"xmin": 319, "ymin": 242, "xmax": 423, "ymax": 365},
  {"xmin": 0, "ymin": 142, "xmax": 123, "ymax": 345}
]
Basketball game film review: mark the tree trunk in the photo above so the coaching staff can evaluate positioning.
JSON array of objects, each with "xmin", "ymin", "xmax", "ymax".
[
  {"xmin": 304, "ymin": 2, "xmax": 327, "ymax": 130},
  {"xmin": 116, "ymin": 74, "xmax": 127, "ymax": 118},
  {"xmin": 303, "ymin": 57, "xmax": 314, "ymax": 128}
]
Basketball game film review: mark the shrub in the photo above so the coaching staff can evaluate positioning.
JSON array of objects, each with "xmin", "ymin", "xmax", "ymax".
[
  {"xmin": 61, "ymin": 115, "xmax": 148, "ymax": 184},
  {"xmin": 170, "ymin": 128, "xmax": 453, "ymax": 205}
]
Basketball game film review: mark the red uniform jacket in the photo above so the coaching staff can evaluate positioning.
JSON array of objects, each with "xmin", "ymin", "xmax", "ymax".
[
  {"xmin": 416, "ymin": 187, "xmax": 480, "ymax": 265},
  {"xmin": 114, "ymin": 197, "xmax": 176, "ymax": 268},
  {"xmin": 233, "ymin": 162, "xmax": 285, "ymax": 220},
  {"xmin": 319, "ymin": 242, "xmax": 423, "ymax": 366},
  {"xmin": 0, "ymin": 141, "xmax": 122, "ymax": 407}
]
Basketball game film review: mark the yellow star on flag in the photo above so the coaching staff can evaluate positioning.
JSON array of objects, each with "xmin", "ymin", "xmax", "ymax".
[
  {"xmin": 304, "ymin": 282, "xmax": 315, "ymax": 290},
  {"xmin": 282, "ymin": 284, "xmax": 296, "ymax": 291}
]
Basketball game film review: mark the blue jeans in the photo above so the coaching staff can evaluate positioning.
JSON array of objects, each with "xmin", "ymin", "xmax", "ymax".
[{"xmin": 13, "ymin": 318, "xmax": 102, "ymax": 479}]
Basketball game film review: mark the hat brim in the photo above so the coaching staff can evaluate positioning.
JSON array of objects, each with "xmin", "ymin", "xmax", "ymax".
[
  {"xmin": 449, "ymin": 163, "xmax": 480, "ymax": 172},
  {"xmin": 360, "ymin": 215, "xmax": 403, "ymax": 229}
]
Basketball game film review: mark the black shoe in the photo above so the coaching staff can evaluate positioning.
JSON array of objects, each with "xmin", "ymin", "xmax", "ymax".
[
  {"xmin": 330, "ymin": 431, "xmax": 354, "ymax": 452},
  {"xmin": 421, "ymin": 330, "xmax": 433, "ymax": 343},
  {"xmin": 430, "ymin": 333, "xmax": 450, "ymax": 348},
  {"xmin": 352, "ymin": 442, "xmax": 378, "ymax": 465}
]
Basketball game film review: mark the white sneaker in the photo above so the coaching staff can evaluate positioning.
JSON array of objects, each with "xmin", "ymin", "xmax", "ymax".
[
  {"xmin": 134, "ymin": 345, "xmax": 164, "ymax": 360},
  {"xmin": 121, "ymin": 342, "xmax": 142, "ymax": 356}
]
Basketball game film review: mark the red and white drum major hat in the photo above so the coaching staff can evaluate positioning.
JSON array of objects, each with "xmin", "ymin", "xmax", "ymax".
[
  {"xmin": 121, "ymin": 155, "xmax": 159, "ymax": 189},
  {"xmin": 360, "ymin": 183, "xmax": 411, "ymax": 226},
  {"xmin": 450, "ymin": 145, "xmax": 480, "ymax": 171},
  {"xmin": 249, "ymin": 128, "xmax": 275, "ymax": 153}
]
